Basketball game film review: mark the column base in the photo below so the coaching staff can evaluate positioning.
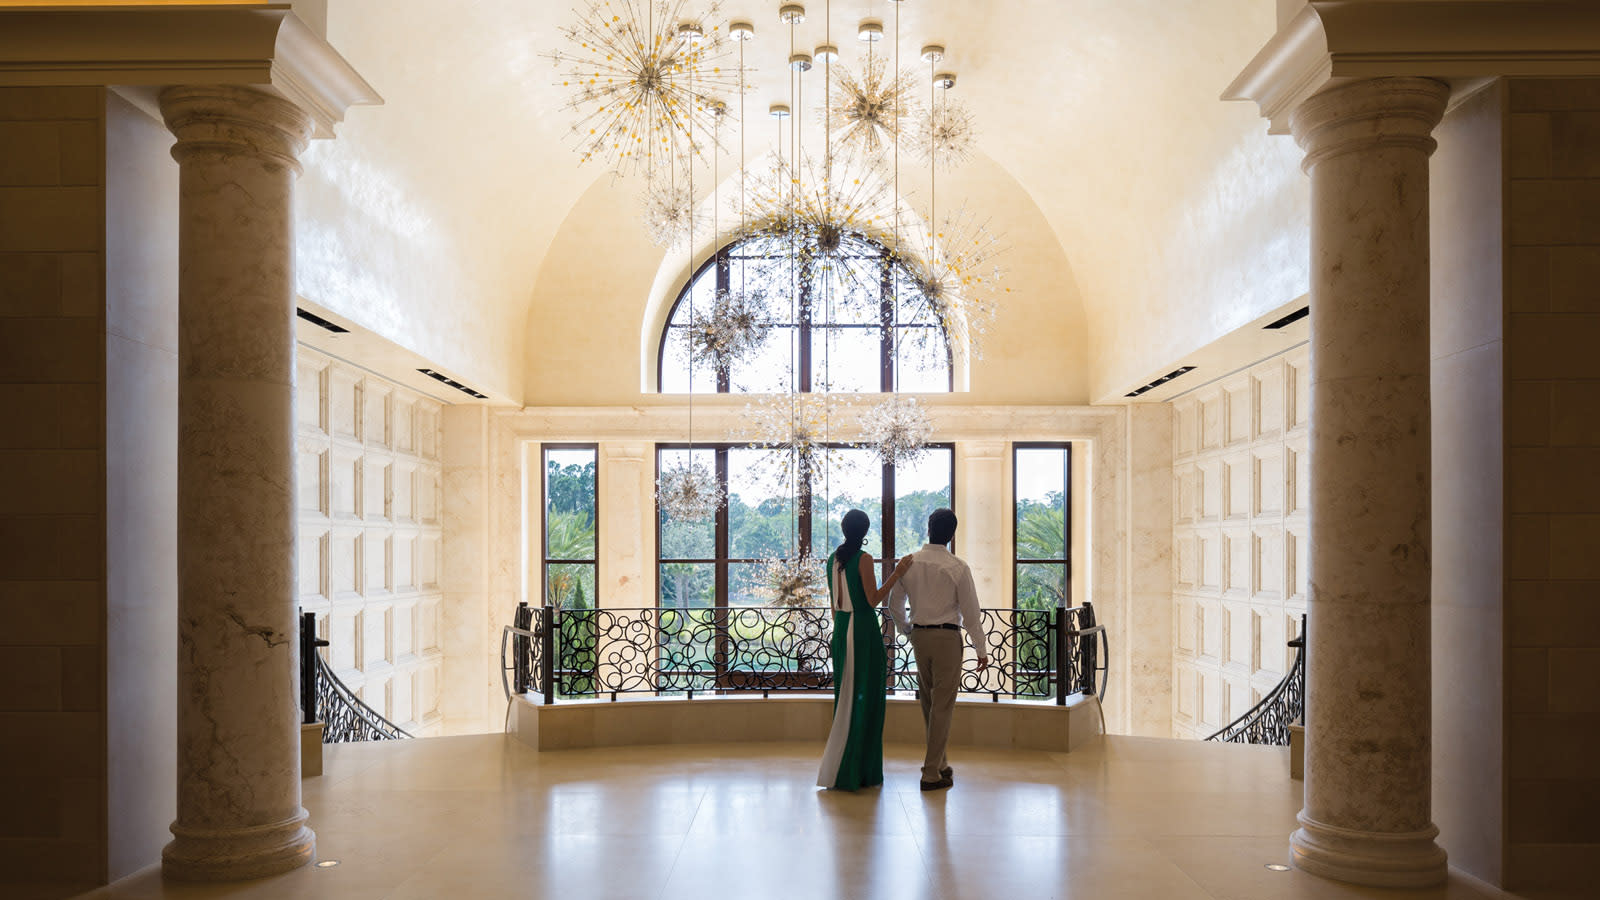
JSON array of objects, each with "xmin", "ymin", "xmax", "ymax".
[
  {"xmin": 1290, "ymin": 812, "xmax": 1447, "ymax": 888},
  {"xmin": 162, "ymin": 810, "xmax": 315, "ymax": 881}
]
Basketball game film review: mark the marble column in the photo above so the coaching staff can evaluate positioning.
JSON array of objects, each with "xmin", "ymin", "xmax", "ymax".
[
  {"xmin": 159, "ymin": 84, "xmax": 316, "ymax": 881},
  {"xmin": 1288, "ymin": 77, "xmax": 1450, "ymax": 888}
]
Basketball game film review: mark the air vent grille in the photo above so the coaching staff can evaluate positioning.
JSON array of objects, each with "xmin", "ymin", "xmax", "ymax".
[
  {"xmin": 418, "ymin": 368, "xmax": 487, "ymax": 400},
  {"xmin": 1125, "ymin": 366, "xmax": 1196, "ymax": 398},
  {"xmin": 296, "ymin": 308, "xmax": 349, "ymax": 333},
  {"xmin": 1264, "ymin": 306, "xmax": 1310, "ymax": 330}
]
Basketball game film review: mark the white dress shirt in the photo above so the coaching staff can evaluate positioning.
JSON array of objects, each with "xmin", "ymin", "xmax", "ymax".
[{"xmin": 888, "ymin": 543, "xmax": 987, "ymax": 655}]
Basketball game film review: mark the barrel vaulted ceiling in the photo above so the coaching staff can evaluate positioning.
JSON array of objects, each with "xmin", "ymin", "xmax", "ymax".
[{"xmin": 294, "ymin": 0, "xmax": 1309, "ymax": 403}]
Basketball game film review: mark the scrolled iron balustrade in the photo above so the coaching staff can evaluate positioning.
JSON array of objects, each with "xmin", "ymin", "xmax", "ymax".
[
  {"xmin": 299, "ymin": 611, "xmax": 413, "ymax": 743},
  {"xmin": 1205, "ymin": 615, "xmax": 1306, "ymax": 746},
  {"xmin": 501, "ymin": 602, "xmax": 1106, "ymax": 705}
]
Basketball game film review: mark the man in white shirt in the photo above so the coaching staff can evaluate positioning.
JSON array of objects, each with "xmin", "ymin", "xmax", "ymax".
[{"xmin": 888, "ymin": 508, "xmax": 988, "ymax": 790}]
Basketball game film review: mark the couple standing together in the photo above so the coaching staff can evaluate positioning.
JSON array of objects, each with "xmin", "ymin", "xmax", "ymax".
[{"xmin": 817, "ymin": 507, "xmax": 988, "ymax": 792}]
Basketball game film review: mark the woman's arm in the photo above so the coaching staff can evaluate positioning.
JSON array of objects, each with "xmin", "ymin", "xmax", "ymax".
[{"xmin": 857, "ymin": 552, "xmax": 913, "ymax": 607}]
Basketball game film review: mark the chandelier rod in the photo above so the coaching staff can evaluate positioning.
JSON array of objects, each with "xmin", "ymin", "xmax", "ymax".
[
  {"xmin": 821, "ymin": 0, "xmax": 832, "ymax": 561},
  {"xmin": 892, "ymin": 0, "xmax": 901, "ymax": 400}
]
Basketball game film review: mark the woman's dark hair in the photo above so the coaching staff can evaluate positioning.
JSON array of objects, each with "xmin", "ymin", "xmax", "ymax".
[{"xmin": 835, "ymin": 509, "xmax": 870, "ymax": 569}]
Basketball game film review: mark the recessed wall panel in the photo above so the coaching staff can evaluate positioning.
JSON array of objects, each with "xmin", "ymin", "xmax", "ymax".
[
  {"xmin": 1169, "ymin": 352, "xmax": 1308, "ymax": 739},
  {"xmin": 296, "ymin": 349, "xmax": 446, "ymax": 735}
]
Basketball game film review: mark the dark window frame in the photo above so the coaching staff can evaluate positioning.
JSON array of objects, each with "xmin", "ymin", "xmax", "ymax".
[
  {"xmin": 655, "ymin": 442, "xmax": 956, "ymax": 607},
  {"xmin": 657, "ymin": 238, "xmax": 955, "ymax": 395},
  {"xmin": 541, "ymin": 443, "xmax": 599, "ymax": 610},
  {"xmin": 1012, "ymin": 442, "xmax": 1073, "ymax": 611}
]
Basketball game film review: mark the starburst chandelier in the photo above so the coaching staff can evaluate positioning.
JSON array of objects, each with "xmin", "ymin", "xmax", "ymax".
[
  {"xmin": 546, "ymin": 0, "xmax": 741, "ymax": 180},
  {"xmin": 860, "ymin": 395, "xmax": 933, "ymax": 468},
  {"xmin": 684, "ymin": 287, "xmax": 773, "ymax": 373},
  {"xmin": 743, "ymin": 393, "xmax": 852, "ymax": 492},
  {"xmin": 910, "ymin": 95, "xmax": 976, "ymax": 169},
  {"xmin": 751, "ymin": 554, "xmax": 827, "ymax": 608},
  {"xmin": 642, "ymin": 179, "xmax": 706, "ymax": 248},
  {"xmin": 824, "ymin": 55, "xmax": 919, "ymax": 162},
  {"xmin": 656, "ymin": 457, "xmax": 726, "ymax": 521},
  {"xmin": 893, "ymin": 207, "xmax": 1005, "ymax": 359},
  {"xmin": 739, "ymin": 153, "xmax": 897, "ymax": 304}
]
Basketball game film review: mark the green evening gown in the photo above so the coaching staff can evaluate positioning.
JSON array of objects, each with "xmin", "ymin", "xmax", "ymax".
[{"xmin": 816, "ymin": 548, "xmax": 886, "ymax": 790}]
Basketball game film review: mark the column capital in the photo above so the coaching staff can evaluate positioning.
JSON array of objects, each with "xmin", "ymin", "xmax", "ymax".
[
  {"xmin": 1289, "ymin": 77, "xmax": 1449, "ymax": 172},
  {"xmin": 161, "ymin": 84, "xmax": 314, "ymax": 173},
  {"xmin": 1224, "ymin": 1, "xmax": 1600, "ymax": 134}
]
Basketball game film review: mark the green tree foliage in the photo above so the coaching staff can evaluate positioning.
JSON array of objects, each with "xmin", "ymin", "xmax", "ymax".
[
  {"xmin": 1015, "ymin": 490, "xmax": 1067, "ymax": 611},
  {"xmin": 544, "ymin": 458, "xmax": 596, "ymax": 610},
  {"xmin": 546, "ymin": 460, "xmax": 596, "ymax": 519}
]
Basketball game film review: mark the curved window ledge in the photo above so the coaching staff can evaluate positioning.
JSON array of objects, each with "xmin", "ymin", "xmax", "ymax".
[{"xmin": 510, "ymin": 693, "xmax": 1103, "ymax": 753}]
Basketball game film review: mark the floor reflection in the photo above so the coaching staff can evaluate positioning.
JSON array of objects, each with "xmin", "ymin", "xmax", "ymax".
[{"xmin": 73, "ymin": 736, "xmax": 1517, "ymax": 900}]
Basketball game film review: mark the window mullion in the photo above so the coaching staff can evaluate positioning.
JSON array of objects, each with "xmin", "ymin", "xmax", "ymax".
[
  {"xmin": 1063, "ymin": 445, "xmax": 1073, "ymax": 599},
  {"xmin": 714, "ymin": 447, "xmax": 731, "ymax": 684},
  {"xmin": 881, "ymin": 457, "xmax": 895, "ymax": 580},
  {"xmin": 717, "ymin": 248, "xmax": 731, "ymax": 393},
  {"xmin": 798, "ymin": 257, "xmax": 814, "ymax": 393},
  {"xmin": 880, "ymin": 252, "xmax": 894, "ymax": 393},
  {"xmin": 799, "ymin": 450, "xmax": 813, "ymax": 564}
]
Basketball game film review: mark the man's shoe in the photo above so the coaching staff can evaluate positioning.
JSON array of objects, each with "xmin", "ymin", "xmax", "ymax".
[
  {"xmin": 940, "ymin": 767, "xmax": 953, "ymax": 782},
  {"xmin": 919, "ymin": 777, "xmax": 953, "ymax": 791}
]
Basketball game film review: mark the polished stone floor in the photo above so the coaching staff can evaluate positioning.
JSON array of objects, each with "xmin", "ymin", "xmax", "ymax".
[{"xmin": 71, "ymin": 734, "xmax": 1536, "ymax": 900}]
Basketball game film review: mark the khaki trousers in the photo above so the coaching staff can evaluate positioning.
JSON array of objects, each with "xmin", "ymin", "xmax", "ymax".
[{"xmin": 909, "ymin": 628, "xmax": 962, "ymax": 783}]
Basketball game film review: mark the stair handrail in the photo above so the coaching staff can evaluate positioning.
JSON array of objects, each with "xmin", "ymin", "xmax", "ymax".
[
  {"xmin": 299, "ymin": 611, "xmax": 413, "ymax": 743},
  {"xmin": 1205, "ymin": 614, "xmax": 1306, "ymax": 746}
]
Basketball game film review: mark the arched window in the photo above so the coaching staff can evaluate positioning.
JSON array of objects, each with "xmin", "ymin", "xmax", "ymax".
[{"xmin": 658, "ymin": 236, "xmax": 953, "ymax": 393}]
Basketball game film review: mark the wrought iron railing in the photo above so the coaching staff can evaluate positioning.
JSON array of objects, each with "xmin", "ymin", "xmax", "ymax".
[
  {"xmin": 299, "ymin": 611, "xmax": 412, "ymax": 743},
  {"xmin": 502, "ymin": 602, "xmax": 1107, "ymax": 705},
  {"xmin": 1206, "ymin": 615, "xmax": 1306, "ymax": 745}
]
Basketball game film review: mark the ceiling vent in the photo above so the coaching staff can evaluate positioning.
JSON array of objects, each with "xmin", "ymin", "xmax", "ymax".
[
  {"xmin": 296, "ymin": 308, "xmax": 349, "ymax": 333},
  {"xmin": 1125, "ymin": 366, "xmax": 1196, "ymax": 398},
  {"xmin": 417, "ymin": 368, "xmax": 487, "ymax": 400},
  {"xmin": 1264, "ymin": 306, "xmax": 1309, "ymax": 330}
]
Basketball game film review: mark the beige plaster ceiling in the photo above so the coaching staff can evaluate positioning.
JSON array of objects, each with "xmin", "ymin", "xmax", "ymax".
[{"xmin": 297, "ymin": 0, "xmax": 1309, "ymax": 404}]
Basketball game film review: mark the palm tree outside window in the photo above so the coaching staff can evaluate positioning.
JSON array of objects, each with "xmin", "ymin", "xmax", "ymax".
[
  {"xmin": 1014, "ymin": 444, "xmax": 1071, "ymax": 611},
  {"xmin": 543, "ymin": 445, "xmax": 597, "ymax": 610}
]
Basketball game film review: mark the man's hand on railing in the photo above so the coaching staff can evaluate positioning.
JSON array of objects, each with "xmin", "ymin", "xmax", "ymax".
[{"xmin": 976, "ymin": 655, "xmax": 989, "ymax": 671}]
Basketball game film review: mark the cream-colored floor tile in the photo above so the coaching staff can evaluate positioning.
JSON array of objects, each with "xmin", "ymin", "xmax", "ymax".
[
  {"xmin": 324, "ymin": 735, "xmax": 544, "ymax": 793},
  {"xmin": 899, "ymin": 782, "xmax": 1141, "ymax": 837},
  {"xmin": 82, "ymin": 735, "xmax": 1538, "ymax": 900},
  {"xmin": 386, "ymin": 833, "xmax": 686, "ymax": 900},
  {"xmin": 688, "ymin": 782, "xmax": 916, "ymax": 835},
  {"xmin": 1052, "ymin": 755, "xmax": 1299, "ymax": 795},
  {"xmin": 660, "ymin": 833, "xmax": 939, "ymax": 900},
  {"xmin": 70, "ymin": 857, "xmax": 402, "ymax": 900},
  {"xmin": 919, "ymin": 835, "xmax": 1214, "ymax": 900},
  {"xmin": 1148, "ymin": 835, "xmax": 1511, "ymax": 900},
  {"xmin": 454, "ymin": 785, "xmax": 708, "ymax": 837},
  {"xmin": 1100, "ymin": 789, "xmax": 1305, "ymax": 837}
]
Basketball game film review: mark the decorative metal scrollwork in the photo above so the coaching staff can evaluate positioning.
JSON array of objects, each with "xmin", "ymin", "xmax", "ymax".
[
  {"xmin": 314, "ymin": 652, "xmax": 413, "ymax": 743},
  {"xmin": 299, "ymin": 611, "xmax": 412, "ymax": 743},
  {"xmin": 503, "ymin": 602, "xmax": 1106, "ymax": 704},
  {"xmin": 1206, "ymin": 617, "xmax": 1306, "ymax": 746}
]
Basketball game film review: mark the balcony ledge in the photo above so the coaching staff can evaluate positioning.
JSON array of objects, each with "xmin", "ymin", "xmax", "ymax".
[{"xmin": 511, "ymin": 692, "xmax": 1104, "ymax": 753}]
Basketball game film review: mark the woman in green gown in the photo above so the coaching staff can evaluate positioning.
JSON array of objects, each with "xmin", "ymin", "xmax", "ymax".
[{"xmin": 817, "ymin": 509, "xmax": 912, "ymax": 791}]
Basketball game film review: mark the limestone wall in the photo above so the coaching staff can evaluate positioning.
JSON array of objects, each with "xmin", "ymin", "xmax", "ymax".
[
  {"xmin": 1501, "ymin": 76, "xmax": 1600, "ymax": 891},
  {"xmin": 1170, "ymin": 348, "xmax": 1309, "ymax": 739},
  {"xmin": 295, "ymin": 347, "xmax": 445, "ymax": 735},
  {"xmin": 0, "ymin": 84, "xmax": 111, "ymax": 889}
]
